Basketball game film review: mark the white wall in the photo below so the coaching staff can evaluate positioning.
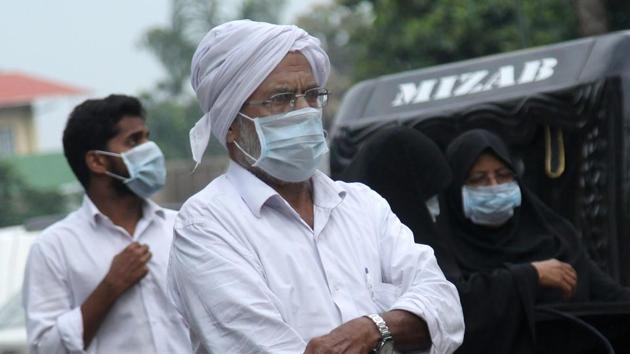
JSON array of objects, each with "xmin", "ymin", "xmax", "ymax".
[
  {"xmin": 32, "ymin": 96, "xmax": 87, "ymax": 153},
  {"xmin": 0, "ymin": 227, "xmax": 37, "ymax": 308}
]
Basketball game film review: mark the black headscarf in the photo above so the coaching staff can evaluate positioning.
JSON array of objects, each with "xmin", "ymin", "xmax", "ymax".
[
  {"xmin": 340, "ymin": 126, "xmax": 459, "ymax": 276},
  {"xmin": 443, "ymin": 129, "xmax": 582, "ymax": 275},
  {"xmin": 441, "ymin": 129, "xmax": 630, "ymax": 353}
]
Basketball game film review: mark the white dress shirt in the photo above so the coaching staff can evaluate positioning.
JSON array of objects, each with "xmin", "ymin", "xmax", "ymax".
[
  {"xmin": 168, "ymin": 161, "xmax": 464, "ymax": 354},
  {"xmin": 22, "ymin": 196, "xmax": 192, "ymax": 354}
]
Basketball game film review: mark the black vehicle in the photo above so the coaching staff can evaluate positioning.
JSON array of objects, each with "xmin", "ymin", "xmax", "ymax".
[{"xmin": 330, "ymin": 31, "xmax": 630, "ymax": 285}]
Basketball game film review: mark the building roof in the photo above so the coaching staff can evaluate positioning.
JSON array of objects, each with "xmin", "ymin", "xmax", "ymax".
[
  {"xmin": 4, "ymin": 152, "xmax": 77, "ymax": 191},
  {"xmin": 0, "ymin": 72, "xmax": 86, "ymax": 108}
]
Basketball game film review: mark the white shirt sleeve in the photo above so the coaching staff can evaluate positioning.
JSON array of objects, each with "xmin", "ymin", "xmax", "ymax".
[
  {"xmin": 374, "ymin": 191, "xmax": 465, "ymax": 354},
  {"xmin": 23, "ymin": 241, "xmax": 87, "ymax": 354},
  {"xmin": 168, "ymin": 220, "xmax": 308, "ymax": 354}
]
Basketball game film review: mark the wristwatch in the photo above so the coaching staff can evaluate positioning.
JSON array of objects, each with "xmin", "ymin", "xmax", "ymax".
[{"xmin": 365, "ymin": 313, "xmax": 394, "ymax": 354}]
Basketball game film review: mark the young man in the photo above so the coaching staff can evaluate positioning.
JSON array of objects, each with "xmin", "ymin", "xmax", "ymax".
[{"xmin": 22, "ymin": 95, "xmax": 192, "ymax": 353}]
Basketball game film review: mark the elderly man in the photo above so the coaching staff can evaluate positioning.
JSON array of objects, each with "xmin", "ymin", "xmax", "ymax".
[{"xmin": 168, "ymin": 20, "xmax": 464, "ymax": 354}]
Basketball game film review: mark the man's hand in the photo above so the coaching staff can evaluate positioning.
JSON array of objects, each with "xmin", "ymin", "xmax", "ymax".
[
  {"xmin": 103, "ymin": 242, "xmax": 152, "ymax": 296},
  {"xmin": 81, "ymin": 242, "xmax": 152, "ymax": 348},
  {"xmin": 304, "ymin": 316, "xmax": 380, "ymax": 354},
  {"xmin": 531, "ymin": 258, "xmax": 577, "ymax": 299}
]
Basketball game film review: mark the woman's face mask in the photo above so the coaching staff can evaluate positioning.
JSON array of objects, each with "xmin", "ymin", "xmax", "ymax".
[{"xmin": 462, "ymin": 181, "xmax": 522, "ymax": 226}]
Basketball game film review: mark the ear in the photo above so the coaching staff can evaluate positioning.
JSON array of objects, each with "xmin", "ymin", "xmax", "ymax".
[{"xmin": 85, "ymin": 151, "xmax": 110, "ymax": 175}]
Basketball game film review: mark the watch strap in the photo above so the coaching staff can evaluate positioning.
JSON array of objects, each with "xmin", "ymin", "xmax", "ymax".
[{"xmin": 365, "ymin": 313, "xmax": 393, "ymax": 353}]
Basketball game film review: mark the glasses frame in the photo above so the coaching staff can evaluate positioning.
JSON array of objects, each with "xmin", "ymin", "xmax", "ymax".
[
  {"xmin": 465, "ymin": 168, "xmax": 515, "ymax": 186},
  {"xmin": 244, "ymin": 87, "xmax": 329, "ymax": 113}
]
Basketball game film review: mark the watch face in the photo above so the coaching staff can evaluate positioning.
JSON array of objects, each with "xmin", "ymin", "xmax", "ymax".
[{"xmin": 378, "ymin": 341, "xmax": 395, "ymax": 354}]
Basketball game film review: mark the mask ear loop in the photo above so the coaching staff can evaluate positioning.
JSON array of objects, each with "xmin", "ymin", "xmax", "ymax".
[
  {"xmin": 92, "ymin": 150, "xmax": 120, "ymax": 158},
  {"xmin": 91, "ymin": 150, "xmax": 128, "ymax": 181},
  {"xmin": 233, "ymin": 113, "xmax": 262, "ymax": 165},
  {"xmin": 233, "ymin": 140, "xmax": 258, "ymax": 163}
]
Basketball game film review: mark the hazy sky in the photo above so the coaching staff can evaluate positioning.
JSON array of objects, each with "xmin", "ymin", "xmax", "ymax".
[{"xmin": 0, "ymin": 0, "xmax": 326, "ymax": 97}]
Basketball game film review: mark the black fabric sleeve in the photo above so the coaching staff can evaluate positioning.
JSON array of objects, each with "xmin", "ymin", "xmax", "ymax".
[
  {"xmin": 453, "ymin": 264, "xmax": 538, "ymax": 354},
  {"xmin": 586, "ymin": 258, "xmax": 630, "ymax": 302},
  {"xmin": 506, "ymin": 263, "xmax": 540, "ymax": 332}
]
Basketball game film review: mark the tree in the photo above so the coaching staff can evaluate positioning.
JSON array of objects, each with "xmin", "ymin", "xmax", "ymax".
[
  {"xmin": 140, "ymin": 0, "xmax": 288, "ymax": 159},
  {"xmin": 572, "ymin": 0, "xmax": 630, "ymax": 35},
  {"xmin": 240, "ymin": 0, "xmax": 287, "ymax": 23},
  {"xmin": 0, "ymin": 161, "xmax": 66, "ymax": 227},
  {"xmin": 142, "ymin": 0, "xmax": 223, "ymax": 97},
  {"xmin": 295, "ymin": 1, "xmax": 371, "ymax": 127},
  {"xmin": 141, "ymin": 0, "xmax": 288, "ymax": 98},
  {"xmin": 341, "ymin": 0, "xmax": 580, "ymax": 81},
  {"xmin": 606, "ymin": 1, "xmax": 630, "ymax": 31},
  {"xmin": 339, "ymin": 0, "xmax": 630, "ymax": 82},
  {"xmin": 574, "ymin": 0, "xmax": 608, "ymax": 35}
]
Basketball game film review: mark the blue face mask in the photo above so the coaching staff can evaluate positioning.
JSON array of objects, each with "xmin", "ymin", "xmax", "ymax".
[
  {"xmin": 425, "ymin": 195, "xmax": 440, "ymax": 222},
  {"xmin": 95, "ymin": 141, "xmax": 166, "ymax": 198},
  {"xmin": 234, "ymin": 107, "xmax": 329, "ymax": 183},
  {"xmin": 462, "ymin": 181, "xmax": 522, "ymax": 226}
]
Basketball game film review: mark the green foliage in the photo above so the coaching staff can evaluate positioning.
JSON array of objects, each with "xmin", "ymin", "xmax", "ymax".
[
  {"xmin": 240, "ymin": 0, "xmax": 287, "ymax": 23},
  {"xmin": 141, "ymin": 94, "xmax": 224, "ymax": 159},
  {"xmin": 607, "ymin": 1, "xmax": 630, "ymax": 31},
  {"xmin": 296, "ymin": 2, "xmax": 372, "ymax": 127},
  {"xmin": 140, "ymin": 0, "xmax": 287, "ymax": 158},
  {"xmin": 0, "ymin": 160, "xmax": 66, "ymax": 227},
  {"xmin": 141, "ymin": 0, "xmax": 223, "ymax": 96},
  {"xmin": 344, "ymin": 0, "xmax": 580, "ymax": 81},
  {"xmin": 141, "ymin": 0, "xmax": 288, "ymax": 98}
]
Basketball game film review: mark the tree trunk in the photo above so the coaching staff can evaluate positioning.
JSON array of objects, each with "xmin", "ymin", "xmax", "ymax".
[{"xmin": 573, "ymin": 0, "xmax": 609, "ymax": 36}]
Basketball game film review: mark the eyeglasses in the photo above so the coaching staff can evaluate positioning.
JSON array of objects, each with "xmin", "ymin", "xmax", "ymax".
[
  {"xmin": 465, "ymin": 168, "xmax": 515, "ymax": 186},
  {"xmin": 244, "ymin": 87, "xmax": 328, "ymax": 113}
]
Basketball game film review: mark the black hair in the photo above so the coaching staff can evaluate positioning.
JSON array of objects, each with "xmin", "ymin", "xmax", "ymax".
[{"xmin": 62, "ymin": 94, "xmax": 145, "ymax": 189}]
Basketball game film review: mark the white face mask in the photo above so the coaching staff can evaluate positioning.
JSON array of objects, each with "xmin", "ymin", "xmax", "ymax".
[
  {"xmin": 425, "ymin": 195, "xmax": 440, "ymax": 222},
  {"xmin": 462, "ymin": 181, "xmax": 522, "ymax": 226},
  {"xmin": 94, "ymin": 141, "xmax": 166, "ymax": 198},
  {"xmin": 234, "ymin": 107, "xmax": 329, "ymax": 183}
]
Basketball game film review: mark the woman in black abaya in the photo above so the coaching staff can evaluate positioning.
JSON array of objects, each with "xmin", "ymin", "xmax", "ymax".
[
  {"xmin": 441, "ymin": 129, "xmax": 630, "ymax": 353},
  {"xmin": 341, "ymin": 127, "xmax": 537, "ymax": 353},
  {"xmin": 340, "ymin": 126, "xmax": 459, "ymax": 275}
]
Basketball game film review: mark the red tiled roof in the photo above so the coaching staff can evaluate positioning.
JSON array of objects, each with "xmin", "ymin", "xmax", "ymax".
[{"xmin": 0, "ymin": 72, "xmax": 87, "ymax": 107}]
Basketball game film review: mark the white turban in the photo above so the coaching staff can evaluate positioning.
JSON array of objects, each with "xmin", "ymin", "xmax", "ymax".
[{"xmin": 189, "ymin": 19, "xmax": 330, "ymax": 166}]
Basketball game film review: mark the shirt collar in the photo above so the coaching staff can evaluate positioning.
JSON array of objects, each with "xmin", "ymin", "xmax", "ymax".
[
  {"xmin": 311, "ymin": 170, "xmax": 347, "ymax": 209},
  {"xmin": 226, "ymin": 160, "xmax": 347, "ymax": 218},
  {"xmin": 81, "ymin": 194, "xmax": 166, "ymax": 226},
  {"xmin": 226, "ymin": 161, "xmax": 278, "ymax": 218}
]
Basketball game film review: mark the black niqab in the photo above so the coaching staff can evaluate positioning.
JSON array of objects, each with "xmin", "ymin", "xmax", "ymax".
[
  {"xmin": 441, "ymin": 129, "xmax": 630, "ymax": 353},
  {"xmin": 444, "ymin": 129, "xmax": 582, "ymax": 276},
  {"xmin": 340, "ymin": 126, "xmax": 459, "ymax": 276}
]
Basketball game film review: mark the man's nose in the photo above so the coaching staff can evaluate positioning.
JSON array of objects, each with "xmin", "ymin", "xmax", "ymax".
[
  {"xmin": 487, "ymin": 174, "xmax": 499, "ymax": 186},
  {"xmin": 293, "ymin": 95, "xmax": 310, "ymax": 110}
]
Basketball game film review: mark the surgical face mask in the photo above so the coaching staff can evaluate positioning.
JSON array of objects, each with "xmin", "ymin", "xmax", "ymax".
[
  {"xmin": 94, "ymin": 141, "xmax": 166, "ymax": 198},
  {"xmin": 234, "ymin": 107, "xmax": 329, "ymax": 183},
  {"xmin": 425, "ymin": 195, "xmax": 440, "ymax": 222},
  {"xmin": 462, "ymin": 181, "xmax": 522, "ymax": 226}
]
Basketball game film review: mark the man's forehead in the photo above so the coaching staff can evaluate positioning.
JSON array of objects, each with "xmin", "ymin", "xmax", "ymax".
[
  {"xmin": 267, "ymin": 53, "xmax": 314, "ymax": 78},
  {"xmin": 259, "ymin": 56, "xmax": 315, "ymax": 90},
  {"xmin": 114, "ymin": 116, "xmax": 147, "ymax": 134}
]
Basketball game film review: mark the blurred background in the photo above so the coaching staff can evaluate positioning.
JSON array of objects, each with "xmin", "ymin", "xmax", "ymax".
[{"xmin": 1, "ymin": 0, "xmax": 630, "ymax": 352}]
